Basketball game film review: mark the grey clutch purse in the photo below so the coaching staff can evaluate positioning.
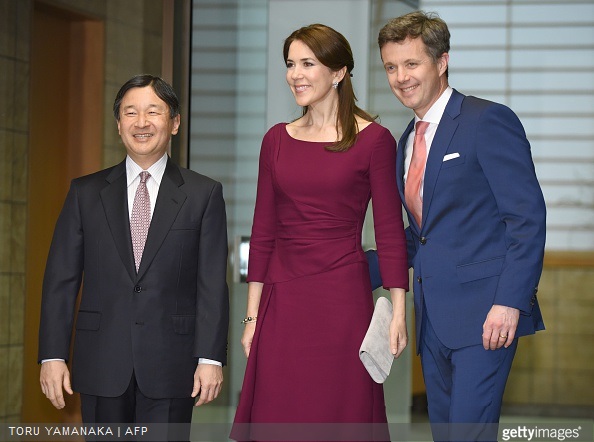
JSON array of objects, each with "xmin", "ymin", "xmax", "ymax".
[{"xmin": 359, "ymin": 297, "xmax": 393, "ymax": 383}]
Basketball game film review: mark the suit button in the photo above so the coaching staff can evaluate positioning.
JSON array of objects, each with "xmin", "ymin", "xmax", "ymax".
[
  {"xmin": 420, "ymin": 237, "xmax": 427, "ymax": 245},
  {"xmin": 417, "ymin": 276, "xmax": 422, "ymax": 284},
  {"xmin": 134, "ymin": 285, "xmax": 142, "ymax": 293}
]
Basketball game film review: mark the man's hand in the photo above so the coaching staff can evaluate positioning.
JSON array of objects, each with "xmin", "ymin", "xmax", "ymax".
[
  {"xmin": 482, "ymin": 304, "xmax": 520, "ymax": 350},
  {"xmin": 40, "ymin": 360, "xmax": 73, "ymax": 409},
  {"xmin": 192, "ymin": 364, "xmax": 223, "ymax": 406}
]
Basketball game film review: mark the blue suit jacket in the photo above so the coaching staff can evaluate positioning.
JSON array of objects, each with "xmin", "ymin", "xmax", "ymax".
[{"xmin": 369, "ymin": 89, "xmax": 546, "ymax": 352}]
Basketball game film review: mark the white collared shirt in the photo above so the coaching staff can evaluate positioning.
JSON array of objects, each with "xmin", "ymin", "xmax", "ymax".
[
  {"xmin": 403, "ymin": 86, "xmax": 454, "ymax": 199},
  {"xmin": 126, "ymin": 154, "xmax": 168, "ymax": 220}
]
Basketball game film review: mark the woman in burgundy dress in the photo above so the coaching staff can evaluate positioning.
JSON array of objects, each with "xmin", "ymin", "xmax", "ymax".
[{"xmin": 232, "ymin": 24, "xmax": 409, "ymax": 441}]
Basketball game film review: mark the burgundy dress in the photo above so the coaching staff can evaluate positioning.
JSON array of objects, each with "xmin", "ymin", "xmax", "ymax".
[{"xmin": 232, "ymin": 122, "xmax": 408, "ymax": 440}]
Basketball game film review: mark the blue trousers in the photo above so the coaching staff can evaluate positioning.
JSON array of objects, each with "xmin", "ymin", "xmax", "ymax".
[{"xmin": 420, "ymin": 307, "xmax": 518, "ymax": 442}]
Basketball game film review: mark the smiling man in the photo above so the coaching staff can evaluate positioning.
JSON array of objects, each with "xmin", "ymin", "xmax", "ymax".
[
  {"xmin": 38, "ymin": 75, "xmax": 229, "ymax": 438},
  {"xmin": 370, "ymin": 11, "xmax": 547, "ymax": 442}
]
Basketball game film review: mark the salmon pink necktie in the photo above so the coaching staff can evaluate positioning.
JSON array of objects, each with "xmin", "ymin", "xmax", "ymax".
[
  {"xmin": 131, "ymin": 171, "xmax": 151, "ymax": 271},
  {"xmin": 405, "ymin": 121, "xmax": 430, "ymax": 227}
]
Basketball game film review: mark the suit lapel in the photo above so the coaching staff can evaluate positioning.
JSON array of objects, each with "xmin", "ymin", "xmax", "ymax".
[
  {"xmin": 397, "ymin": 119, "xmax": 418, "ymax": 232},
  {"xmin": 420, "ymin": 90, "xmax": 464, "ymax": 230},
  {"xmin": 100, "ymin": 161, "xmax": 136, "ymax": 282},
  {"xmin": 136, "ymin": 159, "xmax": 186, "ymax": 280}
]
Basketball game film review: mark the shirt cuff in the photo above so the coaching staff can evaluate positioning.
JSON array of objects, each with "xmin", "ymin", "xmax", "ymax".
[
  {"xmin": 43, "ymin": 358, "xmax": 223, "ymax": 366},
  {"xmin": 198, "ymin": 358, "xmax": 222, "ymax": 366}
]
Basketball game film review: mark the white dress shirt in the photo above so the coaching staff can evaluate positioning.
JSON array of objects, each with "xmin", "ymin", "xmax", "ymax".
[
  {"xmin": 126, "ymin": 154, "xmax": 167, "ymax": 219},
  {"xmin": 403, "ymin": 86, "xmax": 453, "ymax": 199}
]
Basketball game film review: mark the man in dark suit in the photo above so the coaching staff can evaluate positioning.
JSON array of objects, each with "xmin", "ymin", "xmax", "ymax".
[
  {"xmin": 38, "ymin": 75, "xmax": 229, "ymax": 431},
  {"xmin": 370, "ymin": 11, "xmax": 546, "ymax": 441}
]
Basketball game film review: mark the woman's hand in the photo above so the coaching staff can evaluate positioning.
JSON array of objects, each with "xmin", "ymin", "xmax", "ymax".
[
  {"xmin": 390, "ymin": 315, "xmax": 408, "ymax": 358},
  {"xmin": 241, "ymin": 322, "xmax": 257, "ymax": 358},
  {"xmin": 389, "ymin": 287, "xmax": 408, "ymax": 358},
  {"xmin": 242, "ymin": 282, "xmax": 264, "ymax": 358}
]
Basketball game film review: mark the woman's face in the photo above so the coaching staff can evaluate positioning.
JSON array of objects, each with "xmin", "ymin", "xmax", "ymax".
[{"xmin": 285, "ymin": 40, "xmax": 339, "ymax": 108}]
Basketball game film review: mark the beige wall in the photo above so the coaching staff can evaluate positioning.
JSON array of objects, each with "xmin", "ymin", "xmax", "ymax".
[
  {"xmin": 504, "ymin": 260, "xmax": 594, "ymax": 416},
  {"xmin": 0, "ymin": 0, "xmax": 163, "ymax": 422}
]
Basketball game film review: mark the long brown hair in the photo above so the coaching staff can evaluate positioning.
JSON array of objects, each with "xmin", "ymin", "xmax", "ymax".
[{"xmin": 283, "ymin": 24, "xmax": 376, "ymax": 152}]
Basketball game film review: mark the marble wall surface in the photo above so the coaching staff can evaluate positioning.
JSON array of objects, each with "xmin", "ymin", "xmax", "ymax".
[
  {"xmin": 1, "ymin": 0, "xmax": 31, "ymax": 424},
  {"xmin": 0, "ymin": 0, "xmax": 163, "ymax": 422}
]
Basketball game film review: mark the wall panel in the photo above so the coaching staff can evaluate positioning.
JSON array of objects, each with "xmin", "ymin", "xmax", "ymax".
[{"xmin": 424, "ymin": 0, "xmax": 594, "ymax": 251}]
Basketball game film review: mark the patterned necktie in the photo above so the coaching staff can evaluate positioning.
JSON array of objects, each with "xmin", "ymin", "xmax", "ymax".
[
  {"xmin": 405, "ymin": 121, "xmax": 430, "ymax": 227},
  {"xmin": 131, "ymin": 171, "xmax": 151, "ymax": 271}
]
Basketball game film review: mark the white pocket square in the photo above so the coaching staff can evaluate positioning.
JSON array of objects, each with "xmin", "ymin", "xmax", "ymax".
[{"xmin": 443, "ymin": 152, "xmax": 460, "ymax": 162}]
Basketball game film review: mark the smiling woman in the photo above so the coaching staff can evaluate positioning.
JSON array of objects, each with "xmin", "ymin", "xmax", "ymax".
[
  {"xmin": 285, "ymin": 39, "xmax": 343, "ymax": 114},
  {"xmin": 230, "ymin": 22, "xmax": 409, "ymax": 441},
  {"xmin": 281, "ymin": 23, "xmax": 368, "ymax": 151}
]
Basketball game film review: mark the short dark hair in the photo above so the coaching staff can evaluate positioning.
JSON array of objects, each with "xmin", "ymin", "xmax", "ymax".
[
  {"xmin": 113, "ymin": 74, "xmax": 180, "ymax": 121},
  {"xmin": 378, "ymin": 11, "xmax": 450, "ymax": 68}
]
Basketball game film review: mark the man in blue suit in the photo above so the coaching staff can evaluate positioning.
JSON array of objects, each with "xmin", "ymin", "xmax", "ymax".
[{"xmin": 372, "ymin": 11, "xmax": 546, "ymax": 441}]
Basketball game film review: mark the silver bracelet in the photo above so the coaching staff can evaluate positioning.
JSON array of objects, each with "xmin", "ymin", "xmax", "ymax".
[{"xmin": 241, "ymin": 316, "xmax": 257, "ymax": 325}]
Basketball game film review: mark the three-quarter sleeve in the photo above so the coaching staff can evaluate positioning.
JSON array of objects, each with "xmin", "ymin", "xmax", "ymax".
[
  {"xmin": 369, "ymin": 128, "xmax": 409, "ymax": 291},
  {"xmin": 246, "ymin": 126, "xmax": 278, "ymax": 282}
]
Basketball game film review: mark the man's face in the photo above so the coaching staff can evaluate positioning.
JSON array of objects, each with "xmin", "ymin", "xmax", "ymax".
[
  {"xmin": 380, "ymin": 37, "xmax": 449, "ymax": 119},
  {"xmin": 117, "ymin": 86, "xmax": 180, "ymax": 168}
]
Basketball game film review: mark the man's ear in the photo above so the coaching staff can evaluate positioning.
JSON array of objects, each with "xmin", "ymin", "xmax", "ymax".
[
  {"xmin": 171, "ymin": 114, "xmax": 181, "ymax": 135},
  {"xmin": 437, "ymin": 53, "xmax": 449, "ymax": 76}
]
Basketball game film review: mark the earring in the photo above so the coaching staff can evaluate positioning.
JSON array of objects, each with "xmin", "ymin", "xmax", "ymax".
[{"xmin": 332, "ymin": 81, "xmax": 339, "ymax": 89}]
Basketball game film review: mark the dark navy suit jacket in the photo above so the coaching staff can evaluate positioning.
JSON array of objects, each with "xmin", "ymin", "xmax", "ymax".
[{"xmin": 39, "ymin": 158, "xmax": 230, "ymax": 398}]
